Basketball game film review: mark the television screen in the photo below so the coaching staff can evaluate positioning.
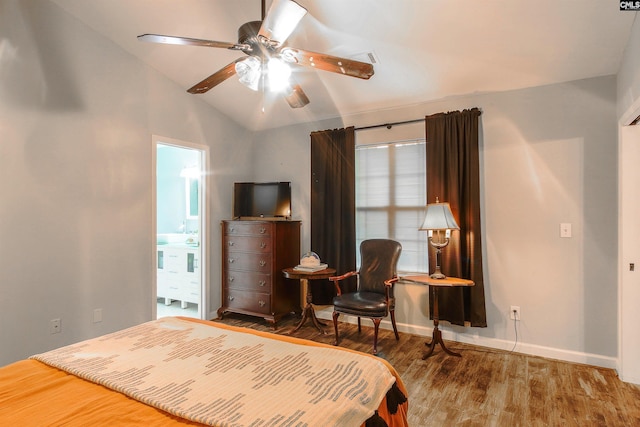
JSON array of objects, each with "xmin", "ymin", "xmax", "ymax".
[{"xmin": 233, "ymin": 182, "xmax": 291, "ymax": 219}]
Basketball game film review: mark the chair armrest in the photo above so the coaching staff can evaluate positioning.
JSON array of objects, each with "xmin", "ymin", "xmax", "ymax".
[
  {"xmin": 329, "ymin": 271, "xmax": 358, "ymax": 282},
  {"xmin": 384, "ymin": 277, "xmax": 399, "ymax": 303},
  {"xmin": 329, "ymin": 271, "xmax": 358, "ymax": 296},
  {"xmin": 384, "ymin": 277, "xmax": 399, "ymax": 287}
]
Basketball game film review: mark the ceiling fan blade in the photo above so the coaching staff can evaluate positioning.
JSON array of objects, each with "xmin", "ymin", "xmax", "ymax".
[
  {"xmin": 258, "ymin": 0, "xmax": 307, "ymax": 45},
  {"xmin": 284, "ymin": 83, "xmax": 310, "ymax": 108},
  {"xmin": 187, "ymin": 58, "xmax": 244, "ymax": 94},
  {"xmin": 280, "ymin": 47, "xmax": 374, "ymax": 80},
  {"xmin": 138, "ymin": 34, "xmax": 249, "ymax": 51}
]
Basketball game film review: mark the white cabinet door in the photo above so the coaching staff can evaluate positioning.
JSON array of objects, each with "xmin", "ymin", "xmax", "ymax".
[
  {"xmin": 157, "ymin": 247, "xmax": 201, "ymax": 305},
  {"xmin": 181, "ymin": 250, "xmax": 200, "ymax": 304}
]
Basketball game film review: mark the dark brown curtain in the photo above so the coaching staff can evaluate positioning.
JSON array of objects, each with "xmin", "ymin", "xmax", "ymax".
[
  {"xmin": 310, "ymin": 127, "xmax": 357, "ymax": 304},
  {"xmin": 426, "ymin": 108, "xmax": 487, "ymax": 327}
]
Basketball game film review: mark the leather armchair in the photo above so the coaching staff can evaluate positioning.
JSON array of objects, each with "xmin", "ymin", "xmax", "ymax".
[{"xmin": 329, "ymin": 239, "xmax": 402, "ymax": 354}]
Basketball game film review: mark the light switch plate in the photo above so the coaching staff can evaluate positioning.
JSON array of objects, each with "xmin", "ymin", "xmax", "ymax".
[{"xmin": 560, "ymin": 223, "xmax": 572, "ymax": 238}]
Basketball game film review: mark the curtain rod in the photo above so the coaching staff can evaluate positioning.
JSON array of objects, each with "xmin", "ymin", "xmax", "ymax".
[{"xmin": 354, "ymin": 118, "xmax": 423, "ymax": 131}]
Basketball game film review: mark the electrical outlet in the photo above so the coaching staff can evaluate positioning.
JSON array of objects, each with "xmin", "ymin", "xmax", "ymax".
[
  {"xmin": 50, "ymin": 318, "xmax": 61, "ymax": 334},
  {"xmin": 510, "ymin": 306, "xmax": 521, "ymax": 321}
]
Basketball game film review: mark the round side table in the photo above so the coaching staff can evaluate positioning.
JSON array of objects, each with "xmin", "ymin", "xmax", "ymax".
[
  {"xmin": 403, "ymin": 275, "xmax": 474, "ymax": 358},
  {"xmin": 282, "ymin": 267, "xmax": 336, "ymax": 334}
]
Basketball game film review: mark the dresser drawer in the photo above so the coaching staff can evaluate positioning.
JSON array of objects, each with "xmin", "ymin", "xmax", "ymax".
[
  {"xmin": 225, "ymin": 253, "xmax": 273, "ymax": 272},
  {"xmin": 225, "ymin": 235, "xmax": 272, "ymax": 253},
  {"xmin": 225, "ymin": 222, "xmax": 272, "ymax": 237},
  {"xmin": 225, "ymin": 289, "xmax": 271, "ymax": 315},
  {"xmin": 224, "ymin": 270, "xmax": 271, "ymax": 291}
]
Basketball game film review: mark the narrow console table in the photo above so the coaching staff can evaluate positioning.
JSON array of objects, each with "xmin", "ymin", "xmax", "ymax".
[{"xmin": 402, "ymin": 275, "xmax": 474, "ymax": 358}]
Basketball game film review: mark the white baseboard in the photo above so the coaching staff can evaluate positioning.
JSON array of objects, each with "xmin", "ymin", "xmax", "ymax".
[{"xmin": 315, "ymin": 310, "xmax": 618, "ymax": 371}]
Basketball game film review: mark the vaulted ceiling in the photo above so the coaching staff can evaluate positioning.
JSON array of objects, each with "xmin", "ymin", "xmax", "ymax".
[{"xmin": 51, "ymin": 0, "xmax": 636, "ymax": 131}]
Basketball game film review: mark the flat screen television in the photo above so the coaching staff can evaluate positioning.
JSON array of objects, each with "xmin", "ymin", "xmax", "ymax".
[{"xmin": 233, "ymin": 182, "xmax": 291, "ymax": 219}]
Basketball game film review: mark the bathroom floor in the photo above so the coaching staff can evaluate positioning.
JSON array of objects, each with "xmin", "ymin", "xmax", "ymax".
[{"xmin": 156, "ymin": 298, "xmax": 198, "ymax": 319}]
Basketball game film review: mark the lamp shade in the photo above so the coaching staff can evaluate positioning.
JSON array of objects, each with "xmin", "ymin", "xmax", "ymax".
[{"xmin": 419, "ymin": 200, "xmax": 460, "ymax": 231}]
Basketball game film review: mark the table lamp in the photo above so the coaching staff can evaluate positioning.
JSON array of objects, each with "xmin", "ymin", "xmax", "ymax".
[{"xmin": 420, "ymin": 198, "xmax": 459, "ymax": 279}]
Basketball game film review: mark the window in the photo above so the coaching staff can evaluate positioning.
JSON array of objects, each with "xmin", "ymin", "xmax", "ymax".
[{"xmin": 355, "ymin": 139, "xmax": 428, "ymax": 273}]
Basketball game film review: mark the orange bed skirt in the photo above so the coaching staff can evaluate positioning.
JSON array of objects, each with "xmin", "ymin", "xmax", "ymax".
[{"xmin": 0, "ymin": 318, "xmax": 408, "ymax": 427}]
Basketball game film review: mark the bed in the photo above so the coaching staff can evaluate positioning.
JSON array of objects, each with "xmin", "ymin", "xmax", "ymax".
[{"xmin": 0, "ymin": 317, "xmax": 408, "ymax": 426}]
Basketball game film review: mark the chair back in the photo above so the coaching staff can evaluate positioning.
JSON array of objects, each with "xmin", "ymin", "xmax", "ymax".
[{"xmin": 358, "ymin": 239, "xmax": 402, "ymax": 295}]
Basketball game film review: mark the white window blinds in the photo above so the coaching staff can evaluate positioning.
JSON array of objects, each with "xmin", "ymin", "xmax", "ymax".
[{"xmin": 355, "ymin": 139, "xmax": 428, "ymax": 273}]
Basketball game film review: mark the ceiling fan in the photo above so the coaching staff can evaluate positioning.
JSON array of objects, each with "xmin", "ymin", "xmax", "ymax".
[{"xmin": 137, "ymin": 0, "xmax": 374, "ymax": 109}]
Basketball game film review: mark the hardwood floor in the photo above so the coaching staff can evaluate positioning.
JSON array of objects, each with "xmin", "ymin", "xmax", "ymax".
[{"xmin": 214, "ymin": 313, "xmax": 640, "ymax": 426}]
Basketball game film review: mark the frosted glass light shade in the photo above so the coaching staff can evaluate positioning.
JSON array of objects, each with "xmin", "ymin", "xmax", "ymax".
[{"xmin": 235, "ymin": 56, "xmax": 261, "ymax": 91}]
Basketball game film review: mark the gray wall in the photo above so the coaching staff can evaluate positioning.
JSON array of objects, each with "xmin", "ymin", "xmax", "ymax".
[
  {"xmin": 0, "ymin": 0, "xmax": 251, "ymax": 365},
  {"xmin": 252, "ymin": 76, "xmax": 619, "ymax": 366},
  {"xmin": 618, "ymin": 13, "xmax": 640, "ymax": 121}
]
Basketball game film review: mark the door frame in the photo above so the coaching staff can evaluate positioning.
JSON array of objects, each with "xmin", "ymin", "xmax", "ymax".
[
  {"xmin": 151, "ymin": 135, "xmax": 210, "ymax": 320},
  {"xmin": 618, "ymin": 97, "xmax": 640, "ymax": 385}
]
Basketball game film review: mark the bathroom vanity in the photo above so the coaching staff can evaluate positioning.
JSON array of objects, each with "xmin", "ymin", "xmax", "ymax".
[{"xmin": 157, "ymin": 242, "xmax": 200, "ymax": 308}]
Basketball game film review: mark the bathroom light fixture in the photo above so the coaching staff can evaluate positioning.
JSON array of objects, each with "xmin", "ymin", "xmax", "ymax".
[{"xmin": 179, "ymin": 166, "xmax": 200, "ymax": 179}]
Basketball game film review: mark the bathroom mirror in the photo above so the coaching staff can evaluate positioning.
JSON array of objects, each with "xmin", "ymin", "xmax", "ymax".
[{"xmin": 185, "ymin": 177, "xmax": 199, "ymax": 219}]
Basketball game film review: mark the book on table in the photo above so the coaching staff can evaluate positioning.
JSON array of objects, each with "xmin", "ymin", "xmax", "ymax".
[{"xmin": 293, "ymin": 263, "xmax": 328, "ymax": 272}]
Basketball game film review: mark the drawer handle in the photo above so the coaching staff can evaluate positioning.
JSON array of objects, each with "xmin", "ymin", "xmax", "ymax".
[
  {"xmin": 260, "ymin": 242, "xmax": 267, "ymax": 249},
  {"xmin": 229, "ymin": 227, "xmax": 235, "ymax": 233},
  {"xmin": 259, "ymin": 227, "xmax": 266, "ymax": 234},
  {"xmin": 228, "ymin": 296, "xmax": 234, "ymax": 301},
  {"xmin": 259, "ymin": 300, "xmax": 266, "ymax": 307},
  {"xmin": 228, "ymin": 258, "xmax": 235, "ymax": 263},
  {"xmin": 258, "ymin": 280, "xmax": 266, "ymax": 287},
  {"xmin": 229, "ymin": 276, "xmax": 235, "ymax": 282},
  {"xmin": 228, "ymin": 241, "xmax": 234, "ymax": 246},
  {"xmin": 259, "ymin": 260, "xmax": 266, "ymax": 267}
]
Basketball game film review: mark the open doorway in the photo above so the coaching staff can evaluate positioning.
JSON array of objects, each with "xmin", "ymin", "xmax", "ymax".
[{"xmin": 153, "ymin": 136, "xmax": 208, "ymax": 320}]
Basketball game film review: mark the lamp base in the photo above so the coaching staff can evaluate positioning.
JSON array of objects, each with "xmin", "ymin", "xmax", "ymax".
[{"xmin": 428, "ymin": 243, "xmax": 447, "ymax": 279}]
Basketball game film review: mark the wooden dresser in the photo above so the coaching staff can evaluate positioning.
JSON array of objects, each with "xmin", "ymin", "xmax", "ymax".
[{"xmin": 218, "ymin": 220, "xmax": 301, "ymax": 327}]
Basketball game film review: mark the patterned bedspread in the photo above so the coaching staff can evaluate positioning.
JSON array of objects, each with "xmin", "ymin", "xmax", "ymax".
[{"xmin": 31, "ymin": 317, "xmax": 399, "ymax": 426}]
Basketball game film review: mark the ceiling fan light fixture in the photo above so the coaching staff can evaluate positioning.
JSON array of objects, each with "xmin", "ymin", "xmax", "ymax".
[
  {"xmin": 235, "ymin": 56, "xmax": 262, "ymax": 91},
  {"xmin": 267, "ymin": 57, "xmax": 292, "ymax": 92},
  {"xmin": 138, "ymin": 0, "xmax": 374, "ymax": 106},
  {"xmin": 259, "ymin": 0, "xmax": 307, "ymax": 45}
]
